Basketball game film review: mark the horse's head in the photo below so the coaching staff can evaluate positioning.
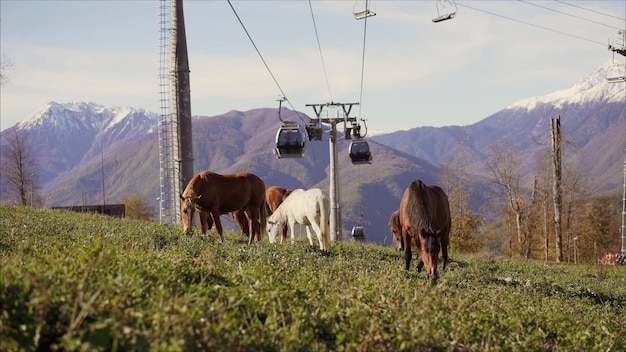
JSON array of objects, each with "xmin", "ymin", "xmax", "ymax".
[
  {"xmin": 179, "ymin": 192, "xmax": 201, "ymax": 234},
  {"xmin": 418, "ymin": 228, "xmax": 442, "ymax": 284},
  {"xmin": 266, "ymin": 214, "xmax": 281, "ymax": 243},
  {"xmin": 388, "ymin": 210, "xmax": 403, "ymax": 251}
]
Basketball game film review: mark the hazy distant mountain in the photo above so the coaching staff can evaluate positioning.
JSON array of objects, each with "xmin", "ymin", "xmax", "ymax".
[
  {"xmin": 372, "ymin": 62, "xmax": 626, "ymax": 193},
  {"xmin": 1, "ymin": 62, "xmax": 624, "ymax": 244},
  {"xmin": 1, "ymin": 101, "xmax": 158, "ymax": 185}
]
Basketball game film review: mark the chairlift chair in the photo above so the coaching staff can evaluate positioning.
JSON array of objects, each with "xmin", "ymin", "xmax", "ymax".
[
  {"xmin": 353, "ymin": 0, "xmax": 376, "ymax": 20},
  {"xmin": 348, "ymin": 138, "xmax": 372, "ymax": 165},
  {"xmin": 432, "ymin": 0, "xmax": 457, "ymax": 23},
  {"xmin": 606, "ymin": 61, "xmax": 626, "ymax": 83},
  {"xmin": 274, "ymin": 124, "xmax": 305, "ymax": 158}
]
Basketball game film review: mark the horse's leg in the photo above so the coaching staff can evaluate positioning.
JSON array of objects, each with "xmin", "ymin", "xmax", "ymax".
[
  {"xmin": 243, "ymin": 208, "xmax": 254, "ymax": 244},
  {"xmin": 441, "ymin": 233, "xmax": 450, "ymax": 273},
  {"xmin": 234, "ymin": 210, "xmax": 248, "ymax": 237},
  {"xmin": 305, "ymin": 226, "xmax": 316, "ymax": 247},
  {"xmin": 211, "ymin": 209, "xmax": 225, "ymax": 243},
  {"xmin": 308, "ymin": 220, "xmax": 323, "ymax": 250},
  {"xmin": 403, "ymin": 230, "xmax": 412, "ymax": 271},
  {"xmin": 199, "ymin": 211, "xmax": 208, "ymax": 235},
  {"xmin": 281, "ymin": 223, "xmax": 288, "ymax": 244},
  {"xmin": 289, "ymin": 220, "xmax": 297, "ymax": 244},
  {"xmin": 247, "ymin": 207, "xmax": 262, "ymax": 243}
]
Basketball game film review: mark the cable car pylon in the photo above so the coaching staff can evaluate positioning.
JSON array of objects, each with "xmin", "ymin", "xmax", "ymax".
[{"xmin": 305, "ymin": 102, "xmax": 366, "ymax": 241}]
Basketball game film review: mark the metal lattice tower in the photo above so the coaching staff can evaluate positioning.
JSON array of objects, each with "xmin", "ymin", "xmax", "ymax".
[{"xmin": 158, "ymin": 0, "xmax": 181, "ymax": 224}]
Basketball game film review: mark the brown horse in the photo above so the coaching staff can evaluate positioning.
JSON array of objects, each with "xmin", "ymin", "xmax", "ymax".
[
  {"xmin": 265, "ymin": 186, "xmax": 292, "ymax": 243},
  {"xmin": 179, "ymin": 171, "xmax": 267, "ymax": 244},
  {"xmin": 399, "ymin": 179, "xmax": 451, "ymax": 284}
]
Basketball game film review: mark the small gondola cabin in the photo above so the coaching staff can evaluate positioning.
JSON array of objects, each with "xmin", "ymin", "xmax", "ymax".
[
  {"xmin": 351, "ymin": 225, "xmax": 365, "ymax": 240},
  {"xmin": 348, "ymin": 138, "xmax": 372, "ymax": 165},
  {"xmin": 275, "ymin": 125, "xmax": 305, "ymax": 158}
]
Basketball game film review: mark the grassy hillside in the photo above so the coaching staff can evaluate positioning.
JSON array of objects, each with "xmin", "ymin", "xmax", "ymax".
[{"xmin": 1, "ymin": 205, "xmax": 625, "ymax": 351}]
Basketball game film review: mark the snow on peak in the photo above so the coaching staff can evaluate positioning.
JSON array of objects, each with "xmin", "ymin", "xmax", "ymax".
[
  {"xmin": 506, "ymin": 60, "xmax": 625, "ymax": 112},
  {"xmin": 17, "ymin": 101, "xmax": 156, "ymax": 133}
]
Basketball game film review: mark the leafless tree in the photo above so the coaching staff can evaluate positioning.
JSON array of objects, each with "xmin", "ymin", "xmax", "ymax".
[
  {"xmin": 485, "ymin": 141, "xmax": 530, "ymax": 257},
  {"xmin": 1, "ymin": 128, "xmax": 40, "ymax": 206},
  {"xmin": 442, "ymin": 137, "xmax": 483, "ymax": 253}
]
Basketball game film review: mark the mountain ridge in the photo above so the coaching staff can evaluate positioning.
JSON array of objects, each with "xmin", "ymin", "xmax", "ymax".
[{"xmin": 1, "ymin": 62, "xmax": 624, "ymax": 243}]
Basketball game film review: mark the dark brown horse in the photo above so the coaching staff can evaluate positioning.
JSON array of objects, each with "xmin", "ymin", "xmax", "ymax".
[
  {"xmin": 265, "ymin": 186, "xmax": 292, "ymax": 243},
  {"xmin": 399, "ymin": 179, "xmax": 451, "ymax": 284},
  {"xmin": 179, "ymin": 171, "xmax": 267, "ymax": 244}
]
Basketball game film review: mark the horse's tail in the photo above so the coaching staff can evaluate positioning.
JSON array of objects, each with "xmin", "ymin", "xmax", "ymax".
[{"xmin": 319, "ymin": 193, "xmax": 329, "ymax": 251}]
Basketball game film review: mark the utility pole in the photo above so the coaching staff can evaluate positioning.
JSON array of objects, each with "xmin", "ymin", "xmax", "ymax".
[
  {"xmin": 306, "ymin": 102, "xmax": 359, "ymax": 241},
  {"xmin": 608, "ymin": 29, "xmax": 626, "ymax": 256}
]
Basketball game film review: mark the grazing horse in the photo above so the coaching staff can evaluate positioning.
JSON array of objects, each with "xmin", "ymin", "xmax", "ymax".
[
  {"xmin": 399, "ymin": 180, "xmax": 451, "ymax": 284},
  {"xmin": 265, "ymin": 186, "xmax": 292, "ymax": 243},
  {"xmin": 179, "ymin": 171, "xmax": 267, "ymax": 244},
  {"xmin": 266, "ymin": 188, "xmax": 329, "ymax": 251}
]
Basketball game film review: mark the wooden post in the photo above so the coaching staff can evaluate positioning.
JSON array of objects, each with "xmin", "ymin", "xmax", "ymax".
[{"xmin": 551, "ymin": 116, "xmax": 563, "ymax": 262}]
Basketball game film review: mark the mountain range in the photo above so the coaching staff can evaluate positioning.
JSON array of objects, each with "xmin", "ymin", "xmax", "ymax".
[{"xmin": 1, "ymin": 62, "xmax": 624, "ymax": 244}]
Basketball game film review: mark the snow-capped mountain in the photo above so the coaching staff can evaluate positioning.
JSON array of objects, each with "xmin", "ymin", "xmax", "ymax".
[
  {"xmin": 507, "ymin": 62, "xmax": 624, "ymax": 111},
  {"xmin": 2, "ymin": 101, "xmax": 158, "ymax": 186},
  {"xmin": 372, "ymin": 61, "xmax": 626, "ymax": 192}
]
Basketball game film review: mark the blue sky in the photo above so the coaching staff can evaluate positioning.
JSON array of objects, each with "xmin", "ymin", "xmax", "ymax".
[{"xmin": 1, "ymin": 0, "xmax": 625, "ymax": 133}]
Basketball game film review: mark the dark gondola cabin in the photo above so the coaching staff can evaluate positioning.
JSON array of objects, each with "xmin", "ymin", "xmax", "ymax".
[
  {"xmin": 348, "ymin": 138, "xmax": 372, "ymax": 165},
  {"xmin": 274, "ymin": 125, "xmax": 305, "ymax": 158},
  {"xmin": 351, "ymin": 226, "xmax": 365, "ymax": 240}
]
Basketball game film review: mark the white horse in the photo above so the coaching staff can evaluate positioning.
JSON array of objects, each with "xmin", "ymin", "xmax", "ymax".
[{"xmin": 266, "ymin": 188, "xmax": 329, "ymax": 251}]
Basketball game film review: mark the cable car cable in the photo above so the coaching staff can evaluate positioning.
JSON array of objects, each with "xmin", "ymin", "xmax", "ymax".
[
  {"xmin": 456, "ymin": 2, "xmax": 608, "ymax": 48},
  {"xmin": 227, "ymin": 0, "xmax": 288, "ymax": 100},
  {"xmin": 226, "ymin": 0, "xmax": 314, "ymax": 127},
  {"xmin": 554, "ymin": 0, "xmax": 625, "ymax": 22},
  {"xmin": 518, "ymin": 0, "xmax": 624, "ymax": 31},
  {"xmin": 356, "ymin": 0, "xmax": 371, "ymax": 120},
  {"xmin": 308, "ymin": 0, "xmax": 334, "ymax": 102}
]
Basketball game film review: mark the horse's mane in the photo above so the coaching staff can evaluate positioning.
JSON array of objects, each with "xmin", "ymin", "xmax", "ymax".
[{"xmin": 406, "ymin": 180, "xmax": 433, "ymax": 233}]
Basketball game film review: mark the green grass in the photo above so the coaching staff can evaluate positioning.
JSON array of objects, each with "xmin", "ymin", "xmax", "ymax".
[{"xmin": 1, "ymin": 204, "xmax": 625, "ymax": 351}]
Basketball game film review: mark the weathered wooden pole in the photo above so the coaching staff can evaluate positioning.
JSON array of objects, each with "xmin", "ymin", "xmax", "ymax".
[{"xmin": 551, "ymin": 116, "xmax": 563, "ymax": 262}]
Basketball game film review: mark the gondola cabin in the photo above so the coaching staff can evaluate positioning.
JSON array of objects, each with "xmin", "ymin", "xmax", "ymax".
[
  {"xmin": 348, "ymin": 138, "xmax": 372, "ymax": 165},
  {"xmin": 274, "ymin": 125, "xmax": 305, "ymax": 158},
  {"xmin": 351, "ymin": 226, "xmax": 365, "ymax": 240}
]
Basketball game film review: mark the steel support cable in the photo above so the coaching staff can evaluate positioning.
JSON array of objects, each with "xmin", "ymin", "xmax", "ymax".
[
  {"xmin": 518, "ymin": 0, "xmax": 623, "ymax": 31},
  {"xmin": 554, "ymin": 0, "xmax": 625, "ymax": 22},
  {"xmin": 456, "ymin": 2, "xmax": 607, "ymax": 47},
  {"xmin": 308, "ymin": 0, "xmax": 334, "ymax": 102},
  {"xmin": 227, "ymin": 0, "xmax": 320, "ymax": 180},
  {"xmin": 357, "ymin": 5, "xmax": 370, "ymax": 119},
  {"xmin": 226, "ymin": 0, "xmax": 309, "ymax": 125}
]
